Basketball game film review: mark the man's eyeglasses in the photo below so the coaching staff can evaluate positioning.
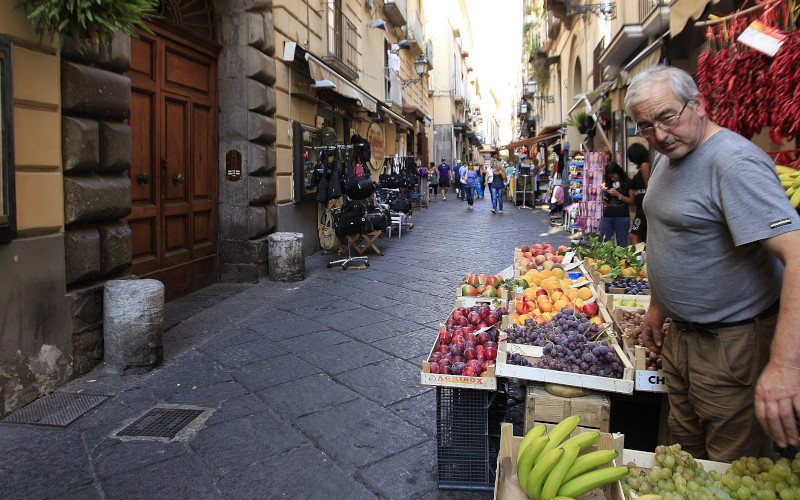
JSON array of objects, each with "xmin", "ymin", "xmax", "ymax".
[{"xmin": 636, "ymin": 100, "xmax": 691, "ymax": 137}]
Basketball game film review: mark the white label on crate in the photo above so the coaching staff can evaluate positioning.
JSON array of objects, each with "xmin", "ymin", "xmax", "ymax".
[
  {"xmin": 564, "ymin": 261, "xmax": 581, "ymax": 271},
  {"xmin": 635, "ymin": 370, "xmax": 668, "ymax": 392},
  {"xmin": 562, "ymin": 251, "xmax": 576, "ymax": 265},
  {"xmin": 570, "ymin": 279, "xmax": 591, "ymax": 288}
]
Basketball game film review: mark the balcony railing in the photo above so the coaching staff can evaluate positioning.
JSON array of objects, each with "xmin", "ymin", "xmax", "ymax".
[
  {"xmin": 385, "ymin": 68, "xmax": 403, "ymax": 107},
  {"xmin": 384, "ymin": 0, "xmax": 407, "ymax": 27},
  {"xmin": 323, "ymin": 1, "xmax": 358, "ymax": 80},
  {"xmin": 638, "ymin": 0, "xmax": 661, "ymax": 23},
  {"xmin": 405, "ymin": 10, "xmax": 424, "ymax": 53}
]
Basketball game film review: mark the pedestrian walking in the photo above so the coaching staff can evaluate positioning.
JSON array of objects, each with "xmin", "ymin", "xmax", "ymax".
[
  {"xmin": 437, "ymin": 158, "xmax": 451, "ymax": 201},
  {"xmin": 428, "ymin": 161, "xmax": 439, "ymax": 201},
  {"xmin": 475, "ymin": 165, "xmax": 485, "ymax": 199},
  {"xmin": 627, "ymin": 142, "xmax": 650, "ymax": 245},
  {"xmin": 489, "ymin": 162, "xmax": 507, "ymax": 213},
  {"xmin": 463, "ymin": 164, "xmax": 477, "ymax": 209},
  {"xmin": 628, "ymin": 65, "xmax": 800, "ymax": 460},
  {"xmin": 451, "ymin": 160, "xmax": 461, "ymax": 199},
  {"xmin": 458, "ymin": 161, "xmax": 467, "ymax": 201},
  {"xmin": 600, "ymin": 162, "xmax": 634, "ymax": 246}
]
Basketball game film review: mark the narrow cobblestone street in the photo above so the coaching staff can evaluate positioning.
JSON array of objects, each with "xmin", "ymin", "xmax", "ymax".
[{"xmin": 1, "ymin": 195, "xmax": 575, "ymax": 499}]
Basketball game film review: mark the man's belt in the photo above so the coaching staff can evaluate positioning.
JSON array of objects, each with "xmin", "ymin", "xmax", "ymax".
[{"xmin": 672, "ymin": 301, "xmax": 780, "ymax": 333}]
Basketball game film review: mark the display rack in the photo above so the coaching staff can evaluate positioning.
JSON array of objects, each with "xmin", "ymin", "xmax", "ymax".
[{"xmin": 581, "ymin": 152, "xmax": 605, "ymax": 236}]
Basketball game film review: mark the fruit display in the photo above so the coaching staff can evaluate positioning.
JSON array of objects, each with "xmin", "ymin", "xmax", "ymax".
[
  {"xmin": 510, "ymin": 268, "xmax": 602, "ymax": 326},
  {"xmin": 426, "ymin": 304, "xmax": 507, "ymax": 377},
  {"xmin": 515, "ymin": 415, "xmax": 628, "ymax": 499},
  {"xmin": 605, "ymin": 278, "xmax": 649, "ymax": 295},
  {"xmin": 777, "ymin": 164, "xmax": 800, "ymax": 207},
  {"xmin": 632, "ymin": 318, "xmax": 670, "ymax": 371},
  {"xmin": 516, "ymin": 242, "xmax": 570, "ymax": 271},
  {"xmin": 504, "ymin": 308, "xmax": 627, "ymax": 379},
  {"xmin": 617, "ymin": 308, "xmax": 647, "ymax": 334},
  {"xmin": 458, "ymin": 273, "xmax": 511, "ymax": 298},
  {"xmin": 611, "ymin": 295, "xmax": 649, "ymax": 309},
  {"xmin": 565, "ymin": 237, "xmax": 646, "ymax": 280},
  {"xmin": 623, "ymin": 444, "xmax": 800, "ymax": 500}
]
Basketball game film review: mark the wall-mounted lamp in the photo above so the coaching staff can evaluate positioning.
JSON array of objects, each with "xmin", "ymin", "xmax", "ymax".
[
  {"xmin": 401, "ymin": 55, "xmax": 429, "ymax": 88},
  {"xmin": 367, "ymin": 18, "xmax": 387, "ymax": 30},
  {"xmin": 520, "ymin": 101, "xmax": 528, "ymax": 114},
  {"xmin": 525, "ymin": 79, "xmax": 537, "ymax": 95},
  {"xmin": 311, "ymin": 79, "xmax": 337, "ymax": 90}
]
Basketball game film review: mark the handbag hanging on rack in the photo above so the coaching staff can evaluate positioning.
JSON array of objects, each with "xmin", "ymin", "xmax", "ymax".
[{"xmin": 341, "ymin": 149, "xmax": 374, "ymax": 200}]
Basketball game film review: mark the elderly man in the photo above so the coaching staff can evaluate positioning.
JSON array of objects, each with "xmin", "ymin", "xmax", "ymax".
[{"xmin": 627, "ymin": 65, "xmax": 800, "ymax": 461}]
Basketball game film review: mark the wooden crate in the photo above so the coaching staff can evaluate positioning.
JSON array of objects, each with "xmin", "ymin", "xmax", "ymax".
[{"xmin": 524, "ymin": 383, "xmax": 610, "ymax": 433}]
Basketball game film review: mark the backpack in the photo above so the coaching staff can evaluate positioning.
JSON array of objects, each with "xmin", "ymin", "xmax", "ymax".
[
  {"xmin": 429, "ymin": 169, "xmax": 438, "ymax": 184},
  {"xmin": 350, "ymin": 134, "xmax": 371, "ymax": 163},
  {"xmin": 319, "ymin": 208, "xmax": 341, "ymax": 251}
]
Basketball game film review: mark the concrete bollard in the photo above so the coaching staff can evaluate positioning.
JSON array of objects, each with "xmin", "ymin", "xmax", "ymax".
[
  {"xmin": 267, "ymin": 232, "xmax": 305, "ymax": 282},
  {"xmin": 103, "ymin": 279, "xmax": 164, "ymax": 374}
]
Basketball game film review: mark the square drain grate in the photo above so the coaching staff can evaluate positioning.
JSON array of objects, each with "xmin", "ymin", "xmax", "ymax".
[
  {"xmin": 2, "ymin": 392, "xmax": 108, "ymax": 427},
  {"xmin": 117, "ymin": 408, "xmax": 204, "ymax": 439}
]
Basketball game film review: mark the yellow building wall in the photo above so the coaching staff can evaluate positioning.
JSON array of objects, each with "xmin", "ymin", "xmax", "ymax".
[{"xmin": 1, "ymin": 7, "xmax": 62, "ymax": 235}]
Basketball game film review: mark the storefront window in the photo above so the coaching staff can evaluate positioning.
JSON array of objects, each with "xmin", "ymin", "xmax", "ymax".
[
  {"xmin": 0, "ymin": 35, "xmax": 16, "ymax": 242},
  {"xmin": 292, "ymin": 122, "xmax": 321, "ymax": 203}
]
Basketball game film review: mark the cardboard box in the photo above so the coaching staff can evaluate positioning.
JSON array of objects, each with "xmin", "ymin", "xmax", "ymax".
[
  {"xmin": 495, "ymin": 339, "xmax": 635, "ymax": 395},
  {"xmin": 494, "ymin": 422, "xmax": 625, "ymax": 500}
]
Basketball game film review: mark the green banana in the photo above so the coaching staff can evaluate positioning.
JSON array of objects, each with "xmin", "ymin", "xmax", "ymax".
[
  {"xmin": 517, "ymin": 423, "xmax": 548, "ymax": 465},
  {"xmin": 536, "ymin": 415, "xmax": 581, "ymax": 463},
  {"xmin": 557, "ymin": 466, "xmax": 629, "ymax": 498},
  {"xmin": 540, "ymin": 443, "xmax": 581, "ymax": 500},
  {"xmin": 558, "ymin": 430, "xmax": 599, "ymax": 452},
  {"xmin": 517, "ymin": 435, "xmax": 550, "ymax": 491},
  {"xmin": 791, "ymin": 186, "xmax": 800, "ymax": 207},
  {"xmin": 525, "ymin": 447, "xmax": 565, "ymax": 500},
  {"xmin": 562, "ymin": 448, "xmax": 618, "ymax": 483},
  {"xmin": 787, "ymin": 186, "xmax": 798, "ymax": 197}
]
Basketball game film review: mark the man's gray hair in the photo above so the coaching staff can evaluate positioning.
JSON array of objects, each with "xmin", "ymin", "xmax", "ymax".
[{"xmin": 624, "ymin": 65, "xmax": 700, "ymax": 117}]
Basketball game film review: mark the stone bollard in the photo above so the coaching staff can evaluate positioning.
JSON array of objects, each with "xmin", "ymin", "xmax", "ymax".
[
  {"xmin": 103, "ymin": 279, "xmax": 164, "ymax": 374},
  {"xmin": 267, "ymin": 232, "xmax": 305, "ymax": 282}
]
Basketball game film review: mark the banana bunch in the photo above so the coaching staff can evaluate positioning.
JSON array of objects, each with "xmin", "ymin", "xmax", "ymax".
[
  {"xmin": 776, "ymin": 165, "xmax": 800, "ymax": 207},
  {"xmin": 515, "ymin": 415, "xmax": 628, "ymax": 500}
]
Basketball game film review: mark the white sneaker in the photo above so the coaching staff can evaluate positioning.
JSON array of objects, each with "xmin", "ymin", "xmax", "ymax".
[{"xmin": 443, "ymin": 196, "xmax": 446, "ymax": 201}]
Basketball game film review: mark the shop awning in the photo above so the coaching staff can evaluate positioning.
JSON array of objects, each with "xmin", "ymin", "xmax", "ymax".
[
  {"xmin": 502, "ymin": 124, "xmax": 564, "ymax": 150},
  {"xmin": 669, "ymin": 0, "xmax": 721, "ymax": 35},
  {"xmin": 624, "ymin": 32, "xmax": 669, "ymax": 84},
  {"xmin": 380, "ymin": 105, "xmax": 413, "ymax": 129},
  {"xmin": 599, "ymin": 24, "xmax": 647, "ymax": 68},
  {"xmin": 402, "ymin": 104, "xmax": 425, "ymax": 120},
  {"xmin": 305, "ymin": 53, "xmax": 377, "ymax": 113}
]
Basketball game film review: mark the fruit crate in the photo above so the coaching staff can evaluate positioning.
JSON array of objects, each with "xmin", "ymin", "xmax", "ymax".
[
  {"xmin": 524, "ymin": 383, "xmax": 611, "ymax": 433},
  {"xmin": 436, "ymin": 385, "xmax": 507, "ymax": 491}
]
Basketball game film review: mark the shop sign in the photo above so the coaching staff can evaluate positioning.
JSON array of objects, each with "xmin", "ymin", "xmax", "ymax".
[
  {"xmin": 368, "ymin": 121, "xmax": 384, "ymax": 161},
  {"xmin": 635, "ymin": 370, "xmax": 667, "ymax": 392}
]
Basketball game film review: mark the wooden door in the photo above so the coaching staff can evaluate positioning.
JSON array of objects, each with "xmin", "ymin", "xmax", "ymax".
[{"xmin": 127, "ymin": 22, "xmax": 219, "ymax": 300}]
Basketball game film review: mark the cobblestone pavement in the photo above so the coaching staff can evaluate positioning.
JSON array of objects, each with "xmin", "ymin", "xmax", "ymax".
[{"xmin": 0, "ymin": 193, "xmax": 576, "ymax": 500}]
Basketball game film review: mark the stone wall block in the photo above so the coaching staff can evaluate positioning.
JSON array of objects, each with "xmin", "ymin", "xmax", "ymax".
[
  {"xmin": 219, "ymin": 237, "xmax": 268, "ymax": 264},
  {"xmin": 219, "ymin": 203, "xmax": 249, "ymax": 240},
  {"xmin": 98, "ymin": 122, "xmax": 131, "ymax": 173},
  {"xmin": 97, "ymin": 222, "xmax": 132, "ymax": 275},
  {"xmin": 72, "ymin": 327, "xmax": 103, "ymax": 376},
  {"xmin": 62, "ymin": 62, "xmax": 131, "ymax": 120},
  {"xmin": 219, "ymin": 262, "xmax": 267, "ymax": 283},
  {"xmin": 219, "ymin": 111, "xmax": 248, "ymax": 143},
  {"xmin": 264, "ymin": 86, "xmax": 276, "ymax": 115},
  {"xmin": 62, "ymin": 117, "xmax": 99, "ymax": 174},
  {"xmin": 262, "ymin": 11, "xmax": 275, "ymax": 56},
  {"xmin": 248, "ymin": 176, "xmax": 276, "ymax": 205},
  {"xmin": 245, "ymin": 48, "xmax": 276, "ymax": 85},
  {"xmin": 64, "ymin": 176, "xmax": 132, "ymax": 225},
  {"xmin": 248, "ymin": 113, "xmax": 276, "ymax": 144},
  {"xmin": 218, "ymin": 46, "xmax": 246, "ymax": 82},
  {"xmin": 247, "ymin": 79, "xmax": 267, "ymax": 113},
  {"xmin": 247, "ymin": 206, "xmax": 267, "ymax": 239},
  {"xmin": 65, "ymin": 227, "xmax": 101, "ymax": 286},
  {"xmin": 265, "ymin": 203, "xmax": 277, "ymax": 233},
  {"xmin": 60, "ymin": 34, "xmax": 131, "ymax": 72},
  {"xmin": 246, "ymin": 12, "xmax": 266, "ymax": 49},
  {"xmin": 69, "ymin": 282, "xmax": 105, "ymax": 336},
  {"xmin": 245, "ymin": 143, "xmax": 267, "ymax": 175},
  {"xmin": 243, "ymin": 0, "xmax": 272, "ymax": 12},
  {"xmin": 265, "ymin": 147, "xmax": 277, "ymax": 175}
]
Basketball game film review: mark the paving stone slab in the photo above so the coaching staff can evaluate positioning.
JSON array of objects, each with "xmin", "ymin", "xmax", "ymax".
[
  {"xmin": 231, "ymin": 353, "xmax": 321, "ymax": 392},
  {"xmin": 190, "ymin": 411, "xmax": 307, "ymax": 476},
  {"xmin": 99, "ymin": 453, "xmax": 220, "ymax": 499},
  {"xmin": 294, "ymin": 398, "xmax": 427, "ymax": 472},
  {"xmin": 143, "ymin": 351, "xmax": 233, "ymax": 400},
  {"xmin": 276, "ymin": 329, "xmax": 351, "ymax": 353},
  {"xmin": 343, "ymin": 318, "xmax": 422, "ymax": 343},
  {"xmin": 297, "ymin": 340, "xmax": 391, "ymax": 375},
  {"xmin": 333, "ymin": 358, "xmax": 428, "ymax": 406},
  {"xmin": 202, "ymin": 394, "xmax": 271, "ymax": 428},
  {"xmin": 387, "ymin": 303, "xmax": 442, "ymax": 326},
  {"xmin": 288, "ymin": 298, "xmax": 362, "ymax": 320},
  {"xmin": 236, "ymin": 305, "xmax": 304, "ymax": 328},
  {"xmin": 255, "ymin": 373, "xmax": 358, "ymax": 420},
  {"xmin": 196, "ymin": 327, "xmax": 262, "ymax": 351},
  {"xmin": 356, "ymin": 439, "xmax": 438, "ymax": 499},
  {"xmin": 164, "ymin": 380, "xmax": 249, "ymax": 406},
  {"xmin": 215, "ymin": 445, "xmax": 375, "ymax": 500},
  {"xmin": 242, "ymin": 316, "xmax": 330, "ymax": 341},
  {"xmin": 373, "ymin": 330, "xmax": 437, "ymax": 361},
  {"xmin": 197, "ymin": 338, "xmax": 288, "ymax": 369},
  {"xmin": 387, "ymin": 390, "xmax": 436, "ymax": 437},
  {"xmin": 56, "ymin": 484, "xmax": 103, "ymax": 500},
  {"xmin": 345, "ymin": 293, "xmax": 402, "ymax": 310},
  {"xmin": 90, "ymin": 438, "xmax": 186, "ymax": 479}
]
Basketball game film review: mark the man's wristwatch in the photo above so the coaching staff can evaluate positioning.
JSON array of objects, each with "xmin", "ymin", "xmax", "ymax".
[{"xmin": 618, "ymin": 194, "xmax": 623, "ymax": 200}]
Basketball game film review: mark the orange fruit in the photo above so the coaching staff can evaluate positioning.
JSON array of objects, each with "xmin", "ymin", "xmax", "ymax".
[
  {"xmin": 589, "ymin": 316, "xmax": 603, "ymax": 325},
  {"xmin": 578, "ymin": 288, "xmax": 593, "ymax": 301},
  {"xmin": 551, "ymin": 268, "xmax": 565, "ymax": 279},
  {"xmin": 567, "ymin": 289, "xmax": 579, "ymax": 300}
]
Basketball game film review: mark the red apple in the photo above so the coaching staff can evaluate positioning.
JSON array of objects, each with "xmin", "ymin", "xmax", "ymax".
[
  {"xmin": 462, "ymin": 366, "xmax": 477, "ymax": 377},
  {"xmin": 479, "ymin": 306, "xmax": 491, "ymax": 319},
  {"xmin": 451, "ymin": 362, "xmax": 466, "ymax": 375},
  {"xmin": 482, "ymin": 360, "xmax": 495, "ymax": 371},
  {"xmin": 485, "ymin": 315, "xmax": 498, "ymax": 326},
  {"xmin": 457, "ymin": 316, "xmax": 468, "ymax": 327},
  {"xmin": 485, "ymin": 347, "xmax": 497, "ymax": 360},
  {"xmin": 582, "ymin": 302, "xmax": 599, "ymax": 317},
  {"xmin": 478, "ymin": 274, "xmax": 488, "ymax": 285},
  {"xmin": 438, "ymin": 330, "xmax": 451, "ymax": 344},
  {"xmin": 462, "ymin": 285, "xmax": 478, "ymax": 297},
  {"xmin": 437, "ymin": 344, "xmax": 449, "ymax": 354},
  {"xmin": 439, "ymin": 363, "xmax": 451, "ymax": 374},
  {"xmin": 476, "ymin": 285, "xmax": 487, "ymax": 294},
  {"xmin": 521, "ymin": 245, "xmax": 530, "ymax": 252},
  {"xmin": 429, "ymin": 362, "xmax": 440, "ymax": 373},
  {"xmin": 496, "ymin": 306, "xmax": 509, "ymax": 316},
  {"xmin": 481, "ymin": 285, "xmax": 498, "ymax": 297},
  {"xmin": 467, "ymin": 274, "xmax": 481, "ymax": 286},
  {"xmin": 464, "ymin": 332, "xmax": 476, "ymax": 343},
  {"xmin": 558, "ymin": 245, "xmax": 568, "ymax": 253}
]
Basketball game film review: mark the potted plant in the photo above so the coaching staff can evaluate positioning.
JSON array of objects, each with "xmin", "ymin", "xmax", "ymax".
[
  {"xmin": 21, "ymin": 0, "xmax": 156, "ymax": 54},
  {"xmin": 566, "ymin": 111, "xmax": 590, "ymax": 134}
]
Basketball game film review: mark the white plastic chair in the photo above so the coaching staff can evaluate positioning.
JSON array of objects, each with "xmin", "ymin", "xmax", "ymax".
[{"xmin": 387, "ymin": 213, "xmax": 404, "ymax": 238}]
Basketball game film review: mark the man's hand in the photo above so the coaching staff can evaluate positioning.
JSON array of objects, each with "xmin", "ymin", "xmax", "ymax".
[
  {"xmin": 640, "ymin": 306, "xmax": 665, "ymax": 354},
  {"xmin": 755, "ymin": 360, "xmax": 800, "ymax": 448}
]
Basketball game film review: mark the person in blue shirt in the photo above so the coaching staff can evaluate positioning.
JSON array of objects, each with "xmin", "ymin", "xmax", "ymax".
[
  {"xmin": 458, "ymin": 161, "xmax": 468, "ymax": 201},
  {"xmin": 464, "ymin": 164, "xmax": 478, "ymax": 209}
]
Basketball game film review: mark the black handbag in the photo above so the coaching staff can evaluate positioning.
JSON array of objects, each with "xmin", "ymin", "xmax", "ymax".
[
  {"xmin": 334, "ymin": 205, "xmax": 366, "ymax": 238},
  {"xmin": 390, "ymin": 195, "xmax": 412, "ymax": 214},
  {"xmin": 328, "ymin": 162, "xmax": 342, "ymax": 199},
  {"xmin": 341, "ymin": 159, "xmax": 375, "ymax": 200},
  {"xmin": 368, "ymin": 208, "xmax": 390, "ymax": 231}
]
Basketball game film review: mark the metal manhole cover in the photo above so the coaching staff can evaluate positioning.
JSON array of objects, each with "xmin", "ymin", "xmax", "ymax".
[
  {"xmin": 2, "ymin": 392, "xmax": 108, "ymax": 427},
  {"xmin": 117, "ymin": 408, "xmax": 204, "ymax": 438}
]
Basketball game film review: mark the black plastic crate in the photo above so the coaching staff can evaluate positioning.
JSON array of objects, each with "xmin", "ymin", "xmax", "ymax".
[{"xmin": 436, "ymin": 384, "xmax": 507, "ymax": 491}]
